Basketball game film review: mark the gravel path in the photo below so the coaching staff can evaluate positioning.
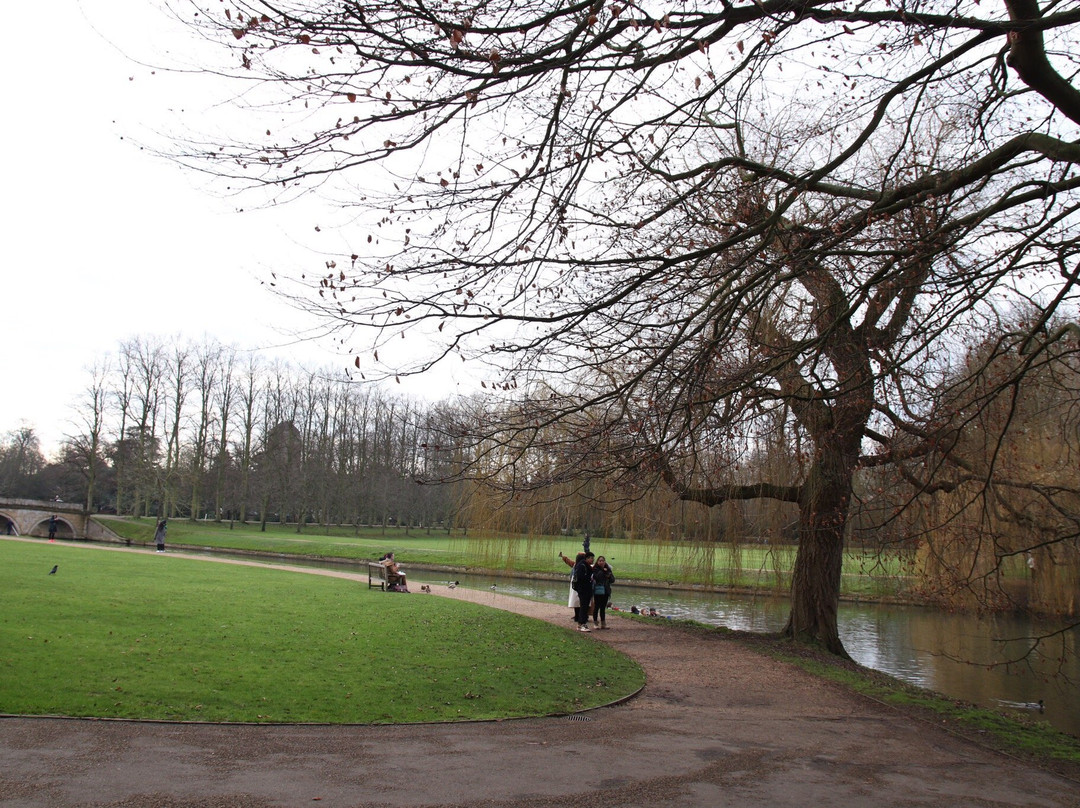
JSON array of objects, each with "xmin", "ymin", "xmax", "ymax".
[{"xmin": 2, "ymin": 549, "xmax": 1078, "ymax": 807}]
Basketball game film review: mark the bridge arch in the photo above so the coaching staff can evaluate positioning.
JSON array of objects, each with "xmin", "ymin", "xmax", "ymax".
[
  {"xmin": 29, "ymin": 516, "xmax": 76, "ymax": 540},
  {"xmin": 0, "ymin": 499, "xmax": 94, "ymax": 540}
]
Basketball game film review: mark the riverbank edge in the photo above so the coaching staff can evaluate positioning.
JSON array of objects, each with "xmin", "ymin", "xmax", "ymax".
[
  {"xmin": 88, "ymin": 526, "xmax": 928, "ymax": 608},
  {"xmin": 715, "ymin": 625, "xmax": 1080, "ymax": 782}
]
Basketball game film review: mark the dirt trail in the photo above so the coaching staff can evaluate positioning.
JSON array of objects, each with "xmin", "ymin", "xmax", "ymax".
[{"xmin": 2, "ymin": 543, "xmax": 1078, "ymax": 807}]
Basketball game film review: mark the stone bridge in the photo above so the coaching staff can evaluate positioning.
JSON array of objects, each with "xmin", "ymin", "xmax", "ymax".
[{"xmin": 0, "ymin": 498, "xmax": 117, "ymax": 541}]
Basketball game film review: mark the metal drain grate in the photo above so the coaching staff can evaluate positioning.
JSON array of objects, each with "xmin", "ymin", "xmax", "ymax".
[{"xmin": 567, "ymin": 714, "xmax": 593, "ymax": 721}]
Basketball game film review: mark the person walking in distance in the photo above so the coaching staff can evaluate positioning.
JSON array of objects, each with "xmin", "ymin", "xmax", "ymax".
[{"xmin": 154, "ymin": 519, "xmax": 167, "ymax": 553}]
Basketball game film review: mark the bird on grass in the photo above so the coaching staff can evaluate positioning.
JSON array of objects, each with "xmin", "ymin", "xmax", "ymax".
[{"xmin": 48, "ymin": 565, "xmax": 58, "ymax": 575}]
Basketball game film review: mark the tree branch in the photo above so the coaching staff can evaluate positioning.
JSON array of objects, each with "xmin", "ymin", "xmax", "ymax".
[{"xmin": 1005, "ymin": 0, "xmax": 1080, "ymax": 126}]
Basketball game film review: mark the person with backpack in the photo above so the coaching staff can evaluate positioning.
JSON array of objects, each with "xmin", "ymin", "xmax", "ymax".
[
  {"xmin": 560, "ymin": 550, "xmax": 595, "ymax": 631},
  {"xmin": 591, "ymin": 556, "xmax": 614, "ymax": 629}
]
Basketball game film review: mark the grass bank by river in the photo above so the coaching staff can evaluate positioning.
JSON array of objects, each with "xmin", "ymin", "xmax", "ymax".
[
  {"xmin": 6, "ymin": 534, "xmax": 1078, "ymax": 780},
  {"xmin": 1, "ymin": 540, "xmax": 643, "ymax": 722},
  {"xmin": 96, "ymin": 516, "xmax": 921, "ymax": 600}
]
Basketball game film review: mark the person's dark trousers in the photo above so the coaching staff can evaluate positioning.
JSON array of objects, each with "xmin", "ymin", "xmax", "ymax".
[
  {"xmin": 574, "ymin": 593, "xmax": 591, "ymax": 624},
  {"xmin": 593, "ymin": 593, "xmax": 609, "ymax": 625}
]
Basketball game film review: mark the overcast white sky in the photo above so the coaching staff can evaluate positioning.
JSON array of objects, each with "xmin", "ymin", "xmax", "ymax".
[{"xmin": 2, "ymin": 1, "xmax": 455, "ymax": 457}]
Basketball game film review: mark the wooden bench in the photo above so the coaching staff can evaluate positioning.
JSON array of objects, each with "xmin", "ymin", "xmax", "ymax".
[{"xmin": 368, "ymin": 561, "xmax": 389, "ymax": 590}]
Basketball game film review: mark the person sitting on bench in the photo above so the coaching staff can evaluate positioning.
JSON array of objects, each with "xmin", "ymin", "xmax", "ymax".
[{"xmin": 381, "ymin": 552, "xmax": 407, "ymax": 588}]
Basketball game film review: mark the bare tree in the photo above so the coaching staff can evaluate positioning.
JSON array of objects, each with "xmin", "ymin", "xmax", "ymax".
[
  {"xmin": 119, "ymin": 337, "xmax": 165, "ymax": 518},
  {"xmin": 211, "ymin": 345, "xmax": 238, "ymax": 521},
  {"xmin": 168, "ymin": 0, "xmax": 1080, "ymax": 654},
  {"xmin": 0, "ymin": 425, "xmax": 46, "ymax": 498},
  {"xmin": 64, "ymin": 359, "xmax": 112, "ymax": 512},
  {"xmin": 256, "ymin": 360, "xmax": 304, "ymax": 527},
  {"xmin": 161, "ymin": 338, "xmax": 192, "ymax": 518},
  {"xmin": 111, "ymin": 344, "xmax": 135, "ymax": 515},
  {"xmin": 187, "ymin": 340, "xmax": 222, "ymax": 520},
  {"xmin": 234, "ymin": 353, "xmax": 263, "ymax": 523}
]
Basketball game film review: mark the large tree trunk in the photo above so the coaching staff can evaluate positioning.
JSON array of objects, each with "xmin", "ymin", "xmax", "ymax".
[{"xmin": 784, "ymin": 440, "xmax": 859, "ymax": 658}]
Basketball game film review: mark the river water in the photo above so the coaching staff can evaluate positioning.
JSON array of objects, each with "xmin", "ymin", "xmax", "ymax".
[{"xmin": 412, "ymin": 570, "xmax": 1080, "ymax": 739}]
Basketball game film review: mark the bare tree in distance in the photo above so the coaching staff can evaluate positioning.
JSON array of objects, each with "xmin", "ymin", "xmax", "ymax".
[
  {"xmin": 64, "ymin": 360, "xmax": 112, "ymax": 513},
  {"xmin": 168, "ymin": 0, "xmax": 1080, "ymax": 655},
  {"xmin": 0, "ymin": 426, "xmax": 47, "ymax": 499},
  {"xmin": 234, "ymin": 353, "xmax": 263, "ymax": 524},
  {"xmin": 211, "ymin": 345, "xmax": 238, "ymax": 522},
  {"xmin": 162, "ymin": 338, "xmax": 192, "ymax": 518},
  {"xmin": 118, "ymin": 336, "xmax": 165, "ymax": 519}
]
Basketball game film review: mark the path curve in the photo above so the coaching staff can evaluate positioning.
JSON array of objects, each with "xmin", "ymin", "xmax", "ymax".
[{"xmin": 1, "ymin": 541, "xmax": 1078, "ymax": 807}]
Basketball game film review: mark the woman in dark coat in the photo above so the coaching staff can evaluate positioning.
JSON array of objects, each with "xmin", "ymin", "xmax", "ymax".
[
  {"xmin": 591, "ymin": 556, "xmax": 614, "ymax": 629},
  {"xmin": 571, "ymin": 552, "xmax": 595, "ymax": 631},
  {"xmin": 560, "ymin": 550, "xmax": 595, "ymax": 631}
]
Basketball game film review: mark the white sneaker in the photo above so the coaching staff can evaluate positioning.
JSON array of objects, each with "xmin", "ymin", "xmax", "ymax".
[{"xmin": 578, "ymin": 625, "xmax": 591, "ymax": 632}]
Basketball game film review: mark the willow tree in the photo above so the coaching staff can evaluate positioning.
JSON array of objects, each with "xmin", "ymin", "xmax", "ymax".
[{"xmin": 171, "ymin": 0, "xmax": 1080, "ymax": 655}]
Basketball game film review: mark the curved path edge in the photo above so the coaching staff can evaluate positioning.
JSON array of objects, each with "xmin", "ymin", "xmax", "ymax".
[{"xmin": 1, "ymin": 538, "xmax": 1078, "ymax": 807}]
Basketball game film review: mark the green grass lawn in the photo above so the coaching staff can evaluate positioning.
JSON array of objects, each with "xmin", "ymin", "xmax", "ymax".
[
  {"xmin": 98, "ymin": 516, "xmax": 909, "ymax": 597},
  {"xmin": 0, "ymin": 541, "xmax": 644, "ymax": 723}
]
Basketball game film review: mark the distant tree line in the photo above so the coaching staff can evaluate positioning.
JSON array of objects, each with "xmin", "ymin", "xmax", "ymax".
[
  {"xmin": 2, "ymin": 333, "xmax": 795, "ymax": 540},
  {"xmin": 2, "ymin": 336, "xmax": 465, "ymax": 531},
  {"xmin": 2, "ymin": 326, "xmax": 1077, "ymax": 618}
]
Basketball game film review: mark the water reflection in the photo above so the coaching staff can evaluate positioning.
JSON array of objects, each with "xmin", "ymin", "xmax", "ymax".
[{"xmin": 417, "ymin": 570, "xmax": 1079, "ymax": 738}]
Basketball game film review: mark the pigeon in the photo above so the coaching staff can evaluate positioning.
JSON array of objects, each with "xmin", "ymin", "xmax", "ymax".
[{"xmin": 48, "ymin": 565, "xmax": 58, "ymax": 575}]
